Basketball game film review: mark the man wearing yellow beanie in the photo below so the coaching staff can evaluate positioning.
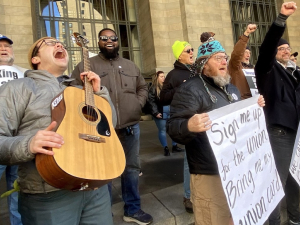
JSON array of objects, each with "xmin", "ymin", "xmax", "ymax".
[
  {"xmin": 0, "ymin": 37, "xmax": 116, "ymax": 225},
  {"xmin": 160, "ymin": 40, "xmax": 194, "ymax": 213}
]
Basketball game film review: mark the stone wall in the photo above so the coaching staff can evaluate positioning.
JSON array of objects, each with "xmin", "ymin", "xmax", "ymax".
[
  {"xmin": 285, "ymin": 0, "xmax": 300, "ymax": 61},
  {"xmin": 137, "ymin": 0, "xmax": 156, "ymax": 77},
  {"xmin": 2, "ymin": 0, "xmax": 300, "ymax": 72},
  {"xmin": 181, "ymin": 0, "xmax": 234, "ymax": 59},
  {"xmin": 0, "ymin": 0, "xmax": 33, "ymax": 69},
  {"xmin": 138, "ymin": 0, "xmax": 235, "ymax": 76}
]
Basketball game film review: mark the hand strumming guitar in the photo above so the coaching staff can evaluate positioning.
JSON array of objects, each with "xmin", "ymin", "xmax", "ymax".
[{"xmin": 29, "ymin": 121, "xmax": 64, "ymax": 155}]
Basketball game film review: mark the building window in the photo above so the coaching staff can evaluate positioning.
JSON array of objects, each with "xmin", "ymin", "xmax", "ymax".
[
  {"xmin": 34, "ymin": 0, "xmax": 141, "ymax": 74},
  {"xmin": 229, "ymin": 0, "xmax": 277, "ymax": 64}
]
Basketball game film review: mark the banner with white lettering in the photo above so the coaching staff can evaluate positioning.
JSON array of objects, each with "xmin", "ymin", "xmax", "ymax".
[
  {"xmin": 289, "ymin": 123, "xmax": 300, "ymax": 186},
  {"xmin": 206, "ymin": 96, "xmax": 284, "ymax": 225},
  {"xmin": 242, "ymin": 69, "xmax": 259, "ymax": 96},
  {"xmin": 0, "ymin": 65, "xmax": 24, "ymax": 86}
]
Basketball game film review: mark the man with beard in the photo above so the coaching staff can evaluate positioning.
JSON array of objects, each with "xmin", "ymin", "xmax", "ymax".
[
  {"xmin": 255, "ymin": 2, "xmax": 300, "ymax": 225},
  {"xmin": 0, "ymin": 34, "xmax": 26, "ymax": 225},
  {"xmin": 0, "ymin": 37, "xmax": 115, "ymax": 225},
  {"xmin": 71, "ymin": 28, "xmax": 152, "ymax": 225},
  {"xmin": 167, "ymin": 36, "xmax": 264, "ymax": 225}
]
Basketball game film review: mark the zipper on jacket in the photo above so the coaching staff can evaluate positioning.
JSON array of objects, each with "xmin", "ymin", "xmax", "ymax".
[{"xmin": 110, "ymin": 59, "xmax": 121, "ymax": 129}]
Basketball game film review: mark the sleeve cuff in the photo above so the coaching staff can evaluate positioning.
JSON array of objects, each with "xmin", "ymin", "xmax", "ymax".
[{"xmin": 275, "ymin": 13, "xmax": 288, "ymax": 27}]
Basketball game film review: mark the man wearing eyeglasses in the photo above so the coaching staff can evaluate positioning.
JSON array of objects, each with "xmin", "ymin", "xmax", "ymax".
[
  {"xmin": 0, "ymin": 36, "xmax": 116, "ymax": 225},
  {"xmin": 0, "ymin": 34, "xmax": 25, "ymax": 225},
  {"xmin": 167, "ymin": 34, "xmax": 265, "ymax": 225},
  {"xmin": 255, "ymin": 2, "xmax": 300, "ymax": 225},
  {"xmin": 71, "ymin": 28, "xmax": 152, "ymax": 225}
]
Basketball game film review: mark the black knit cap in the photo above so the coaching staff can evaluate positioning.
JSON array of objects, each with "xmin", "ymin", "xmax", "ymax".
[
  {"xmin": 278, "ymin": 38, "xmax": 289, "ymax": 47},
  {"xmin": 291, "ymin": 52, "xmax": 298, "ymax": 57}
]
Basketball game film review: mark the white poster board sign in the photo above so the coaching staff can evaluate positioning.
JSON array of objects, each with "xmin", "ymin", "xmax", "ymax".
[
  {"xmin": 206, "ymin": 96, "xmax": 284, "ymax": 225},
  {"xmin": 0, "ymin": 65, "xmax": 24, "ymax": 86},
  {"xmin": 242, "ymin": 69, "xmax": 259, "ymax": 96},
  {"xmin": 289, "ymin": 123, "xmax": 300, "ymax": 186}
]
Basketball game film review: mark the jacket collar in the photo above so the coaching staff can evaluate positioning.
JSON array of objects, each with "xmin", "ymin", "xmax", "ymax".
[
  {"xmin": 25, "ymin": 70, "xmax": 59, "ymax": 82},
  {"xmin": 277, "ymin": 59, "xmax": 296, "ymax": 70},
  {"xmin": 174, "ymin": 60, "xmax": 192, "ymax": 71},
  {"xmin": 24, "ymin": 70, "xmax": 74, "ymax": 86}
]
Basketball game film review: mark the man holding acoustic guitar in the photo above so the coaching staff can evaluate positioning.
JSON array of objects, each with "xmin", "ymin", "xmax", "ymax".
[
  {"xmin": 72, "ymin": 28, "xmax": 152, "ymax": 225},
  {"xmin": 0, "ymin": 37, "xmax": 116, "ymax": 225}
]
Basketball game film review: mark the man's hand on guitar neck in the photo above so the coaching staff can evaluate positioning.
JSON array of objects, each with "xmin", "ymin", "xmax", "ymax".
[
  {"xmin": 80, "ymin": 71, "xmax": 101, "ymax": 93},
  {"xmin": 29, "ymin": 121, "xmax": 64, "ymax": 155}
]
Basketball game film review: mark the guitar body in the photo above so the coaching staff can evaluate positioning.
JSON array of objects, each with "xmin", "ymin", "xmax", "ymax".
[{"xmin": 36, "ymin": 87, "xmax": 125, "ymax": 190}]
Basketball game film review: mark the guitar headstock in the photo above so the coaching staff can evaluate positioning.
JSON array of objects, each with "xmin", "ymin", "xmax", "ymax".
[{"xmin": 71, "ymin": 32, "xmax": 89, "ymax": 48}]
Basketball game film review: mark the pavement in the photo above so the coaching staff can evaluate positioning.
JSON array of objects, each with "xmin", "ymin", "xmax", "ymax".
[{"xmin": 0, "ymin": 118, "xmax": 294, "ymax": 225}]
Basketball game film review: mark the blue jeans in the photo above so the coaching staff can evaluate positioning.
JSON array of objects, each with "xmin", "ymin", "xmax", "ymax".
[
  {"xmin": 0, "ymin": 165, "xmax": 22, "ymax": 225},
  {"xmin": 153, "ymin": 105, "xmax": 176, "ymax": 147},
  {"xmin": 267, "ymin": 125, "xmax": 299, "ymax": 225},
  {"xmin": 153, "ymin": 118, "xmax": 176, "ymax": 148},
  {"xmin": 184, "ymin": 152, "xmax": 191, "ymax": 199},
  {"xmin": 115, "ymin": 123, "xmax": 141, "ymax": 216},
  {"xmin": 19, "ymin": 186, "xmax": 112, "ymax": 225}
]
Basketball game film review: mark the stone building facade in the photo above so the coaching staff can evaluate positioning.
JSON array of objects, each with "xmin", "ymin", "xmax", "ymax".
[{"xmin": 1, "ymin": 0, "xmax": 300, "ymax": 77}]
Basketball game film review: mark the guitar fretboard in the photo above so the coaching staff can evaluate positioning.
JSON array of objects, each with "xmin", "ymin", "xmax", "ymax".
[{"xmin": 83, "ymin": 48, "xmax": 95, "ymax": 107}]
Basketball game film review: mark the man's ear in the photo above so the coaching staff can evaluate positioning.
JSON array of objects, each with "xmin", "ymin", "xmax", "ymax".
[{"xmin": 31, "ymin": 56, "xmax": 40, "ymax": 67}]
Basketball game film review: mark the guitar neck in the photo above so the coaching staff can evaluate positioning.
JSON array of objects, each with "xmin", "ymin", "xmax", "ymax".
[{"xmin": 82, "ymin": 48, "xmax": 95, "ymax": 107}]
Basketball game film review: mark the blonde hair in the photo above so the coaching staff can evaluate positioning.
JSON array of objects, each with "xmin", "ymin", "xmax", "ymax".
[{"xmin": 152, "ymin": 71, "xmax": 164, "ymax": 98}]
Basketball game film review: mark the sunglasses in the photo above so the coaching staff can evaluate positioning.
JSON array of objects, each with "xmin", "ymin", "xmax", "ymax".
[
  {"xmin": 99, "ymin": 36, "xmax": 118, "ymax": 42},
  {"xmin": 183, "ymin": 48, "xmax": 194, "ymax": 54}
]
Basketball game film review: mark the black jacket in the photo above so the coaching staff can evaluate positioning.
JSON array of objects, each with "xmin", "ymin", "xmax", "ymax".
[
  {"xmin": 167, "ymin": 75, "xmax": 241, "ymax": 174},
  {"xmin": 160, "ymin": 61, "xmax": 191, "ymax": 105},
  {"xmin": 255, "ymin": 21, "xmax": 300, "ymax": 131},
  {"xmin": 148, "ymin": 86, "xmax": 163, "ymax": 117}
]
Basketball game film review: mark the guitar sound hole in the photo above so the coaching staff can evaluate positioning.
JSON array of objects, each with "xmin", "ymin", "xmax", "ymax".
[{"xmin": 82, "ymin": 106, "xmax": 98, "ymax": 122}]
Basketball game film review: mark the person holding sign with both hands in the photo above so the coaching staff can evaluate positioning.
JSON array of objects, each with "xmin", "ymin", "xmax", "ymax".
[{"xmin": 167, "ymin": 33, "xmax": 265, "ymax": 225}]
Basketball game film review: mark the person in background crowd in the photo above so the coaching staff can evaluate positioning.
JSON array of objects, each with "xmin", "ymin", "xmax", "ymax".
[
  {"xmin": 255, "ymin": 2, "xmax": 300, "ymax": 225},
  {"xmin": 228, "ymin": 24, "xmax": 257, "ymax": 99},
  {"xmin": 0, "ymin": 34, "xmax": 26, "ymax": 225},
  {"xmin": 148, "ymin": 71, "xmax": 181, "ymax": 156},
  {"xmin": 0, "ymin": 36, "xmax": 115, "ymax": 225},
  {"xmin": 71, "ymin": 28, "xmax": 152, "ymax": 225},
  {"xmin": 290, "ymin": 51, "xmax": 298, "ymax": 64},
  {"xmin": 160, "ymin": 40, "xmax": 194, "ymax": 213},
  {"xmin": 167, "ymin": 34, "xmax": 265, "ymax": 225}
]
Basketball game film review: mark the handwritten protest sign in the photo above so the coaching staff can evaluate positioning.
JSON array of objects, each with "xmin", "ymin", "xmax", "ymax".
[
  {"xmin": 206, "ymin": 96, "xmax": 284, "ymax": 225},
  {"xmin": 289, "ymin": 123, "xmax": 300, "ymax": 186},
  {"xmin": 242, "ymin": 69, "xmax": 259, "ymax": 96}
]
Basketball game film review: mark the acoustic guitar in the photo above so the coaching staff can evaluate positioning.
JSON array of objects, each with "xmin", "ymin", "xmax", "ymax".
[{"xmin": 36, "ymin": 33, "xmax": 125, "ymax": 190}]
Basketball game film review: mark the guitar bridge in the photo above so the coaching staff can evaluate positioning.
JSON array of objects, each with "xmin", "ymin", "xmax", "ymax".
[{"xmin": 79, "ymin": 133, "xmax": 106, "ymax": 143}]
